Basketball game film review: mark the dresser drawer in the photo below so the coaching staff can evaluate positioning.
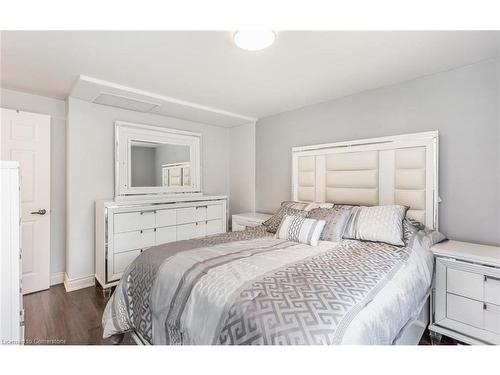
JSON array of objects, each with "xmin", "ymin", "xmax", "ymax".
[
  {"xmin": 114, "ymin": 229, "xmax": 155, "ymax": 253},
  {"xmin": 177, "ymin": 205, "xmax": 207, "ymax": 224},
  {"xmin": 114, "ymin": 249, "xmax": 141, "ymax": 274},
  {"xmin": 114, "ymin": 211, "xmax": 156, "ymax": 233},
  {"xmin": 206, "ymin": 219, "xmax": 223, "ymax": 236},
  {"xmin": 156, "ymin": 226, "xmax": 177, "ymax": 244},
  {"xmin": 177, "ymin": 222, "xmax": 205, "ymax": 240},
  {"xmin": 207, "ymin": 204, "xmax": 223, "ymax": 220},
  {"xmin": 485, "ymin": 275, "xmax": 500, "ymax": 305},
  {"xmin": 156, "ymin": 208, "xmax": 176, "ymax": 227}
]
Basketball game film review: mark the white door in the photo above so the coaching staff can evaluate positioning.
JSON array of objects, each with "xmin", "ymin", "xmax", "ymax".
[{"xmin": 1, "ymin": 108, "xmax": 51, "ymax": 294}]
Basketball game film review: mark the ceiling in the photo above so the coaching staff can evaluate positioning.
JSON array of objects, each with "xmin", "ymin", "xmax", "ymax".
[{"xmin": 1, "ymin": 31, "xmax": 499, "ymax": 122}]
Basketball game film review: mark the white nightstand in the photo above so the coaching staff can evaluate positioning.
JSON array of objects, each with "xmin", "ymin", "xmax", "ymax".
[
  {"xmin": 231, "ymin": 212, "xmax": 272, "ymax": 232},
  {"xmin": 430, "ymin": 240, "xmax": 500, "ymax": 345}
]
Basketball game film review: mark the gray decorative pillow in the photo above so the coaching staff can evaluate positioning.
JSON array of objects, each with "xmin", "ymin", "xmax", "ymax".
[
  {"xmin": 343, "ymin": 205, "xmax": 408, "ymax": 246},
  {"xmin": 276, "ymin": 215, "xmax": 326, "ymax": 246},
  {"xmin": 263, "ymin": 206, "xmax": 309, "ymax": 233},
  {"xmin": 307, "ymin": 208, "xmax": 351, "ymax": 242}
]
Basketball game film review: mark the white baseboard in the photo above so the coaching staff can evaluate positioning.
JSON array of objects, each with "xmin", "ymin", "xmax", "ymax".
[
  {"xmin": 63, "ymin": 273, "xmax": 95, "ymax": 292},
  {"xmin": 50, "ymin": 272, "xmax": 65, "ymax": 286}
]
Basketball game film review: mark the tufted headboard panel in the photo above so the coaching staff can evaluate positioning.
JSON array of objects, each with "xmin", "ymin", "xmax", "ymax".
[{"xmin": 292, "ymin": 131, "xmax": 439, "ymax": 229}]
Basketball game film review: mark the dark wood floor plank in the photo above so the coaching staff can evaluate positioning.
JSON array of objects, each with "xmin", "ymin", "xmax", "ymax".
[
  {"xmin": 24, "ymin": 284, "xmax": 113, "ymax": 345},
  {"xmin": 24, "ymin": 284, "xmax": 457, "ymax": 345}
]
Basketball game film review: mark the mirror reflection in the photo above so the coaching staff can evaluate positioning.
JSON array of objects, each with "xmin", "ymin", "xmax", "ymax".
[{"xmin": 130, "ymin": 141, "xmax": 191, "ymax": 188}]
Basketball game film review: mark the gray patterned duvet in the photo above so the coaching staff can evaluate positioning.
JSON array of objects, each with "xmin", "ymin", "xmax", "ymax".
[{"xmin": 102, "ymin": 224, "xmax": 438, "ymax": 345}]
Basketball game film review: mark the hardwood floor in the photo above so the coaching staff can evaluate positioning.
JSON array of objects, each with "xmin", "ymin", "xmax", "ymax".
[
  {"xmin": 23, "ymin": 284, "xmax": 116, "ymax": 345},
  {"xmin": 24, "ymin": 284, "xmax": 459, "ymax": 345}
]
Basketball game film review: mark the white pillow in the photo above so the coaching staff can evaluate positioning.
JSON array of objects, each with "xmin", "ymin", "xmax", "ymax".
[
  {"xmin": 276, "ymin": 215, "xmax": 326, "ymax": 246},
  {"xmin": 343, "ymin": 205, "xmax": 408, "ymax": 246}
]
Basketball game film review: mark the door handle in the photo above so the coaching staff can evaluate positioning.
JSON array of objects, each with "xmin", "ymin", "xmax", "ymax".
[{"xmin": 30, "ymin": 209, "xmax": 47, "ymax": 215}]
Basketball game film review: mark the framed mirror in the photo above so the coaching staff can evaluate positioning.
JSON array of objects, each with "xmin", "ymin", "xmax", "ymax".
[{"xmin": 115, "ymin": 121, "xmax": 201, "ymax": 197}]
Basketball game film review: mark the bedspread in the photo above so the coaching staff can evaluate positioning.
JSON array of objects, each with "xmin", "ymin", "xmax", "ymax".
[{"xmin": 102, "ymin": 225, "xmax": 440, "ymax": 344}]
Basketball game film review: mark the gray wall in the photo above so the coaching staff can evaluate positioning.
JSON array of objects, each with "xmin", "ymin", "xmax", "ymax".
[
  {"xmin": 131, "ymin": 146, "xmax": 156, "ymax": 187},
  {"xmin": 0, "ymin": 88, "xmax": 66, "ymax": 280},
  {"xmin": 256, "ymin": 58, "xmax": 500, "ymax": 246},
  {"xmin": 66, "ymin": 98, "xmax": 230, "ymax": 280},
  {"xmin": 229, "ymin": 122, "xmax": 256, "ymax": 219}
]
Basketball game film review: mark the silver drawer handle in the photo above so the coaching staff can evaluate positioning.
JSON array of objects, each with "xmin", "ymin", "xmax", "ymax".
[
  {"xmin": 484, "ymin": 275, "xmax": 500, "ymax": 282},
  {"xmin": 140, "ymin": 210, "xmax": 156, "ymax": 215},
  {"xmin": 195, "ymin": 205, "xmax": 208, "ymax": 209}
]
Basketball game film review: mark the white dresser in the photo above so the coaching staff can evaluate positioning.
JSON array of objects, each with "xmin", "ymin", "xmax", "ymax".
[
  {"xmin": 430, "ymin": 240, "xmax": 500, "ymax": 345},
  {"xmin": 0, "ymin": 162, "xmax": 24, "ymax": 344},
  {"xmin": 95, "ymin": 195, "xmax": 227, "ymax": 289}
]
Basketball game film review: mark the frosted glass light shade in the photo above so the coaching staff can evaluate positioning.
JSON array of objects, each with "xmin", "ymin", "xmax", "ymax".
[{"xmin": 233, "ymin": 31, "xmax": 276, "ymax": 51}]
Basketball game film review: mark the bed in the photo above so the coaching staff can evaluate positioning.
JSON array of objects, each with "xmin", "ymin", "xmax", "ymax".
[{"xmin": 102, "ymin": 131, "xmax": 442, "ymax": 345}]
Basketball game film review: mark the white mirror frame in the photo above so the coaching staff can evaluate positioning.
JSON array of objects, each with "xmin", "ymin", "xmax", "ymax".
[{"xmin": 115, "ymin": 121, "xmax": 201, "ymax": 198}]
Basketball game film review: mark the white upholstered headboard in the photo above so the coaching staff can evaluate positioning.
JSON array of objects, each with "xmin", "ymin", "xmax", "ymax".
[{"xmin": 291, "ymin": 131, "xmax": 439, "ymax": 229}]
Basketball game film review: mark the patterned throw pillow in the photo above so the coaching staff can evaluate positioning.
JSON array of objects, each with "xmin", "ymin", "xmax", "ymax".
[
  {"xmin": 276, "ymin": 215, "xmax": 326, "ymax": 246},
  {"xmin": 281, "ymin": 201, "xmax": 334, "ymax": 211},
  {"xmin": 332, "ymin": 204, "xmax": 356, "ymax": 212},
  {"xmin": 343, "ymin": 205, "xmax": 408, "ymax": 246},
  {"xmin": 307, "ymin": 208, "xmax": 351, "ymax": 242},
  {"xmin": 263, "ymin": 206, "xmax": 309, "ymax": 233},
  {"xmin": 402, "ymin": 219, "xmax": 419, "ymax": 245}
]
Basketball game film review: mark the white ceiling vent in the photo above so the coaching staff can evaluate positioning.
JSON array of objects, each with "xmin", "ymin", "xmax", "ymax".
[{"xmin": 92, "ymin": 92, "xmax": 160, "ymax": 112}]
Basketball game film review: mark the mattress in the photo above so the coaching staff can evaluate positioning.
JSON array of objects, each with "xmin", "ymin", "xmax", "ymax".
[{"xmin": 102, "ymin": 224, "xmax": 438, "ymax": 345}]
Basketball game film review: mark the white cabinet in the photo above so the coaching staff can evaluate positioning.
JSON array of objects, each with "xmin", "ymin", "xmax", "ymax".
[
  {"xmin": 95, "ymin": 196, "xmax": 227, "ymax": 289},
  {"xmin": 0, "ymin": 162, "xmax": 24, "ymax": 344},
  {"xmin": 430, "ymin": 240, "xmax": 500, "ymax": 345}
]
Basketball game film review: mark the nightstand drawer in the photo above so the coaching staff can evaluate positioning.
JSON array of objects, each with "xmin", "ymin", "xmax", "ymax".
[
  {"xmin": 484, "ymin": 303, "xmax": 500, "ymax": 334},
  {"xmin": 444, "ymin": 260, "xmax": 500, "ymax": 304},
  {"xmin": 231, "ymin": 213, "xmax": 272, "ymax": 232},
  {"xmin": 485, "ymin": 275, "xmax": 500, "ymax": 305},
  {"xmin": 447, "ymin": 268, "xmax": 484, "ymax": 301},
  {"xmin": 447, "ymin": 293, "xmax": 483, "ymax": 329},
  {"xmin": 431, "ymin": 240, "xmax": 500, "ymax": 345},
  {"xmin": 447, "ymin": 294, "xmax": 500, "ymax": 335}
]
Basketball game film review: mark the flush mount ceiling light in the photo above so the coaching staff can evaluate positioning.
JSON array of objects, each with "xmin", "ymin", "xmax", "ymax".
[{"xmin": 233, "ymin": 31, "xmax": 276, "ymax": 51}]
